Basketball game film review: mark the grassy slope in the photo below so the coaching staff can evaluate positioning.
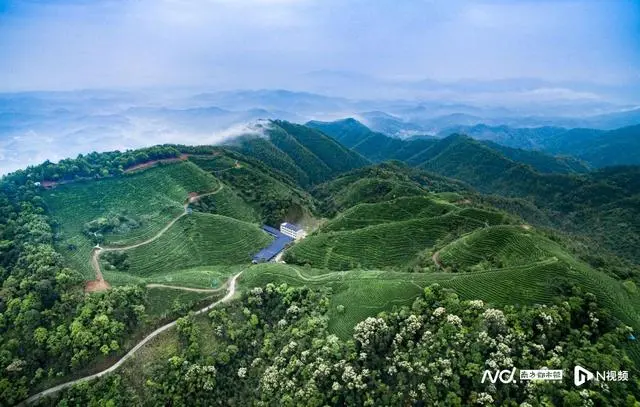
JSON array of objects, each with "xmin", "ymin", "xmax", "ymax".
[
  {"xmin": 110, "ymin": 212, "xmax": 272, "ymax": 278},
  {"xmin": 44, "ymin": 162, "xmax": 220, "ymax": 278}
]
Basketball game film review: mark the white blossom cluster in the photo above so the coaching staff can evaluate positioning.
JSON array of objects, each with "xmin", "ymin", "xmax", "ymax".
[
  {"xmin": 353, "ymin": 317, "xmax": 388, "ymax": 347},
  {"xmin": 432, "ymin": 306, "xmax": 447, "ymax": 318},
  {"xmin": 237, "ymin": 367, "xmax": 247, "ymax": 378},
  {"xmin": 483, "ymin": 308, "xmax": 507, "ymax": 331},
  {"xmin": 184, "ymin": 364, "xmax": 217, "ymax": 391},
  {"xmin": 475, "ymin": 392, "xmax": 494, "ymax": 405},
  {"xmin": 468, "ymin": 299, "xmax": 485, "ymax": 310}
]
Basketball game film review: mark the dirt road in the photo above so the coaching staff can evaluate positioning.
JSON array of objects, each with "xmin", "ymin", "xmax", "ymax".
[
  {"xmin": 146, "ymin": 283, "xmax": 223, "ymax": 293},
  {"xmin": 21, "ymin": 271, "xmax": 242, "ymax": 405},
  {"xmin": 86, "ymin": 184, "xmax": 224, "ymax": 292}
]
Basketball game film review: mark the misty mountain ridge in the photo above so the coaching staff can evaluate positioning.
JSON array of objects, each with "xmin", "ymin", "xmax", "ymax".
[{"xmin": 1, "ymin": 88, "xmax": 639, "ymax": 175}]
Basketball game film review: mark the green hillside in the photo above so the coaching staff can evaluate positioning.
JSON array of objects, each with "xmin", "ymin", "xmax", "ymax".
[
  {"xmin": 307, "ymin": 118, "xmax": 438, "ymax": 162},
  {"xmin": 440, "ymin": 123, "xmax": 640, "ymax": 168},
  {"xmin": 110, "ymin": 213, "xmax": 271, "ymax": 278},
  {"xmin": 312, "ymin": 162, "xmax": 469, "ymax": 215},
  {"xmin": 285, "ymin": 203, "xmax": 510, "ymax": 271},
  {"xmin": 43, "ymin": 161, "xmax": 221, "ymax": 278},
  {"xmin": 413, "ymin": 137, "xmax": 640, "ymax": 263},
  {"xmin": 231, "ymin": 120, "xmax": 369, "ymax": 187},
  {"xmin": 242, "ymin": 257, "xmax": 640, "ymax": 342},
  {"xmin": 307, "ymin": 120, "xmax": 640, "ymax": 264},
  {"xmin": 322, "ymin": 195, "xmax": 456, "ymax": 231},
  {"xmin": 5, "ymin": 132, "xmax": 640, "ymax": 405},
  {"xmin": 309, "ymin": 118, "xmax": 583, "ymax": 174},
  {"xmin": 231, "ymin": 136, "xmax": 312, "ymax": 186},
  {"xmin": 438, "ymin": 225, "xmax": 563, "ymax": 271},
  {"xmin": 437, "ymin": 124, "xmax": 568, "ymax": 150},
  {"xmin": 482, "ymin": 140, "xmax": 590, "ymax": 173},
  {"xmin": 306, "ymin": 118, "xmax": 373, "ymax": 146},
  {"xmin": 547, "ymin": 124, "xmax": 640, "ymax": 167},
  {"xmin": 274, "ymin": 120, "xmax": 369, "ymax": 174},
  {"xmin": 189, "ymin": 153, "xmax": 316, "ymax": 226}
]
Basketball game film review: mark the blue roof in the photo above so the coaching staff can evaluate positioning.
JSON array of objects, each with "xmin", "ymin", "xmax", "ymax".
[
  {"xmin": 262, "ymin": 225, "xmax": 281, "ymax": 236},
  {"xmin": 252, "ymin": 235, "xmax": 293, "ymax": 262},
  {"xmin": 281, "ymin": 222, "xmax": 302, "ymax": 231}
]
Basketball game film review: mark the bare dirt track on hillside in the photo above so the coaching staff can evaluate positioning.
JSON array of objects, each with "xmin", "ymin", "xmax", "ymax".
[
  {"xmin": 122, "ymin": 154, "xmax": 189, "ymax": 173},
  {"xmin": 84, "ymin": 184, "xmax": 225, "ymax": 292},
  {"xmin": 432, "ymin": 251, "xmax": 443, "ymax": 269},
  {"xmin": 146, "ymin": 283, "xmax": 224, "ymax": 293}
]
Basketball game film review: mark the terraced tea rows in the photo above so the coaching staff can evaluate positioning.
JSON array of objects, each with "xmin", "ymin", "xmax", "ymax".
[
  {"xmin": 241, "ymin": 254, "xmax": 640, "ymax": 341},
  {"xmin": 115, "ymin": 213, "xmax": 272, "ymax": 278},
  {"xmin": 438, "ymin": 225, "xmax": 552, "ymax": 270},
  {"xmin": 286, "ymin": 210, "xmax": 504, "ymax": 270},
  {"xmin": 191, "ymin": 183, "xmax": 259, "ymax": 223},
  {"xmin": 188, "ymin": 155, "xmax": 238, "ymax": 172},
  {"xmin": 44, "ymin": 162, "xmax": 220, "ymax": 278},
  {"xmin": 329, "ymin": 177, "xmax": 428, "ymax": 211},
  {"xmin": 323, "ymin": 196, "xmax": 455, "ymax": 231}
]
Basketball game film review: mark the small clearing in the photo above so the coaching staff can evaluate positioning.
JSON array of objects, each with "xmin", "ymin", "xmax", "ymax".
[{"xmin": 123, "ymin": 154, "xmax": 188, "ymax": 174}]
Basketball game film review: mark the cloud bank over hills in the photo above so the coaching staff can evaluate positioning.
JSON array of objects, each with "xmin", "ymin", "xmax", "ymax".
[
  {"xmin": 2, "ymin": 88, "xmax": 640, "ymax": 175},
  {"xmin": 1, "ymin": 0, "xmax": 638, "ymax": 174}
]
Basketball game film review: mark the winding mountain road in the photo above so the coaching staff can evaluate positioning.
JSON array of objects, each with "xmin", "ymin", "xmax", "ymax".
[
  {"xmin": 22, "ymin": 184, "xmax": 235, "ymax": 405},
  {"xmin": 21, "ymin": 271, "xmax": 242, "ymax": 405},
  {"xmin": 87, "ymin": 184, "xmax": 224, "ymax": 291}
]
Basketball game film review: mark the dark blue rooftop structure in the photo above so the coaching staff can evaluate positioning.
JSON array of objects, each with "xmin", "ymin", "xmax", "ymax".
[
  {"xmin": 261, "ymin": 225, "xmax": 281, "ymax": 236},
  {"xmin": 252, "ymin": 226, "xmax": 293, "ymax": 263}
]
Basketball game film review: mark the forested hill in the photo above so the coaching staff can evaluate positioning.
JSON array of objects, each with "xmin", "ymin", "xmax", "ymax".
[
  {"xmin": 544, "ymin": 124, "xmax": 640, "ymax": 167},
  {"xmin": 307, "ymin": 118, "xmax": 438, "ymax": 163},
  {"xmin": 439, "ymin": 123, "xmax": 640, "ymax": 167},
  {"xmin": 306, "ymin": 119, "xmax": 640, "ymax": 264},
  {"xmin": 307, "ymin": 118, "xmax": 586, "ymax": 174},
  {"xmin": 229, "ymin": 120, "xmax": 370, "ymax": 186}
]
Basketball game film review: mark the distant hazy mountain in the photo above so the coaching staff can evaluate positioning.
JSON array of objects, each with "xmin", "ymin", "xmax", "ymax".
[
  {"xmin": 358, "ymin": 111, "xmax": 426, "ymax": 138},
  {"xmin": 439, "ymin": 123, "xmax": 640, "ymax": 167},
  {"xmin": 2, "ymin": 88, "xmax": 638, "ymax": 175},
  {"xmin": 544, "ymin": 124, "xmax": 640, "ymax": 167},
  {"xmin": 438, "ymin": 124, "xmax": 568, "ymax": 150}
]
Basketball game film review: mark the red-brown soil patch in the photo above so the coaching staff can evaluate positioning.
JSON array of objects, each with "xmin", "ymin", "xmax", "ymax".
[
  {"xmin": 85, "ymin": 279, "xmax": 111, "ymax": 292},
  {"xmin": 123, "ymin": 154, "xmax": 188, "ymax": 173},
  {"xmin": 41, "ymin": 180, "xmax": 58, "ymax": 189}
]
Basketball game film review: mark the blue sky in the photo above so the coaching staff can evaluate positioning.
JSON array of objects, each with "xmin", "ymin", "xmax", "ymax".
[{"xmin": 1, "ymin": 0, "xmax": 639, "ymax": 92}]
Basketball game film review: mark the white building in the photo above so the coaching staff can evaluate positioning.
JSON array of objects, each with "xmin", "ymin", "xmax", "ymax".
[{"xmin": 280, "ymin": 222, "xmax": 306, "ymax": 240}]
